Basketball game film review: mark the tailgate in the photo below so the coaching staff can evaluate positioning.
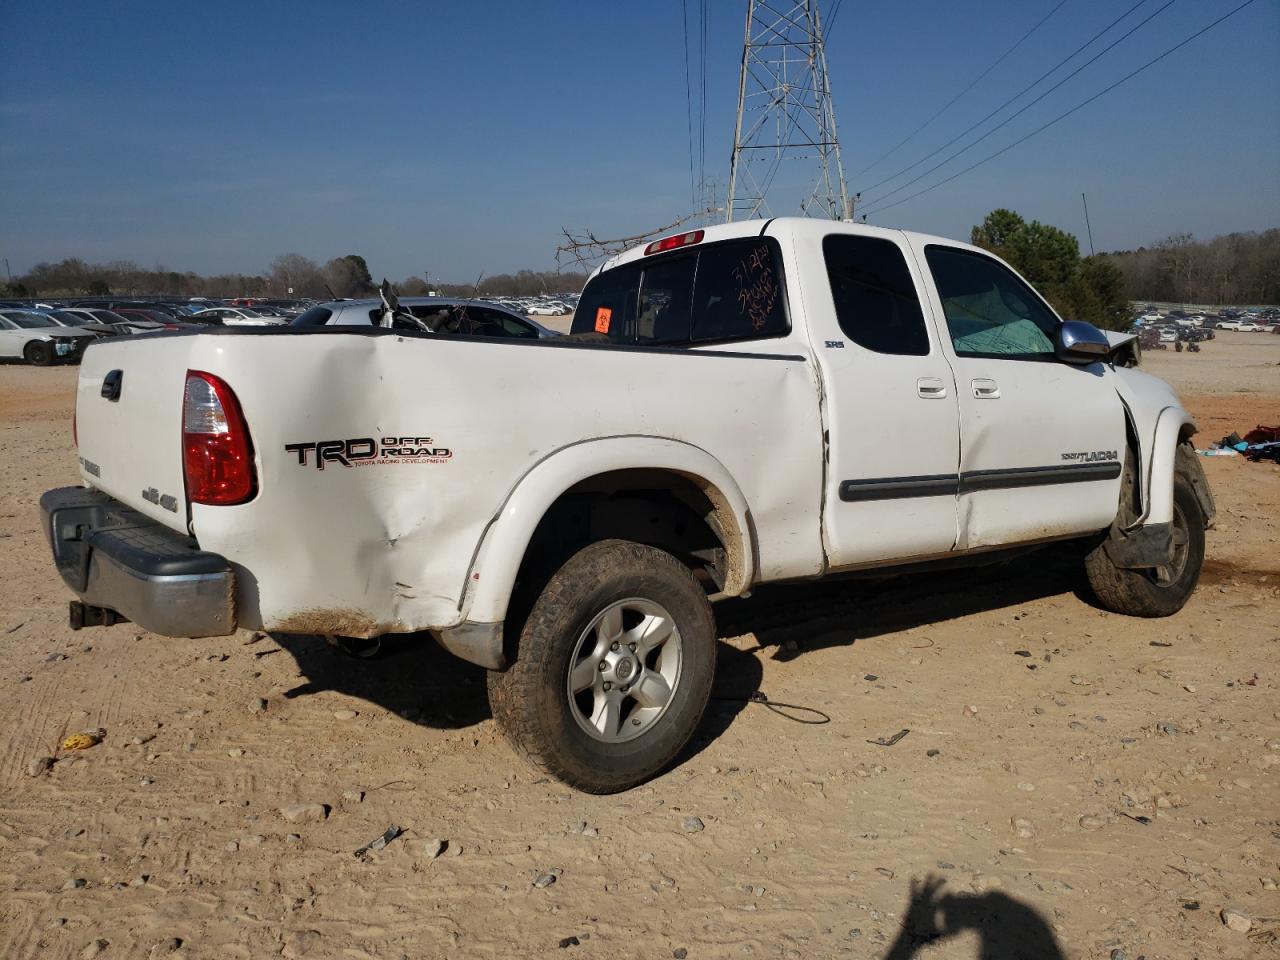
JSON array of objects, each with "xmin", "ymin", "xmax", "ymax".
[{"xmin": 74, "ymin": 335, "xmax": 194, "ymax": 533}]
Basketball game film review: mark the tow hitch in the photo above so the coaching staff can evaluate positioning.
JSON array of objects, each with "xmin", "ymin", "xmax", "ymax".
[{"xmin": 69, "ymin": 601, "xmax": 129, "ymax": 630}]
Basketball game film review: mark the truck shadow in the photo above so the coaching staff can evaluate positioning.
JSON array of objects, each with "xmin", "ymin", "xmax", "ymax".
[
  {"xmin": 269, "ymin": 542, "xmax": 1091, "ymax": 763},
  {"xmin": 274, "ymin": 633, "xmax": 492, "ymax": 728},
  {"xmin": 715, "ymin": 542, "xmax": 1094, "ymax": 659},
  {"xmin": 270, "ymin": 632, "xmax": 762, "ymax": 757},
  {"xmin": 879, "ymin": 874, "xmax": 1066, "ymax": 959}
]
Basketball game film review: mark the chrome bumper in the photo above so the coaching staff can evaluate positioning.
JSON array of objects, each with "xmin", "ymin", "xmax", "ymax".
[{"xmin": 41, "ymin": 486, "xmax": 236, "ymax": 638}]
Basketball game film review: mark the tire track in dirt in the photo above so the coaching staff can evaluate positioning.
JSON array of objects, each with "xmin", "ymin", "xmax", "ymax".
[{"xmin": 1, "ymin": 669, "xmax": 66, "ymax": 789}]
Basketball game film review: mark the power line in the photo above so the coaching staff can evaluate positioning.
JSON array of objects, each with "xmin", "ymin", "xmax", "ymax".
[
  {"xmin": 860, "ymin": 0, "xmax": 1261, "ymax": 218},
  {"xmin": 682, "ymin": 0, "xmax": 696, "ymax": 209},
  {"xmin": 698, "ymin": 0, "xmax": 708, "ymax": 211},
  {"xmin": 826, "ymin": 0, "xmax": 846, "ymax": 36},
  {"xmin": 859, "ymin": 0, "xmax": 1149, "ymax": 196},
  {"xmin": 854, "ymin": 0, "xmax": 1070, "ymax": 177},
  {"xmin": 860, "ymin": 0, "xmax": 1180, "ymax": 209}
]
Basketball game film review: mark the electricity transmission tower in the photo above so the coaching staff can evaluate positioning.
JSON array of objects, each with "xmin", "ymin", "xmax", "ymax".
[{"xmin": 726, "ymin": 1, "xmax": 851, "ymax": 222}]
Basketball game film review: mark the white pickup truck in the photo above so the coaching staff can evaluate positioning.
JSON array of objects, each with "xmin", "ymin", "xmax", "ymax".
[{"xmin": 41, "ymin": 218, "xmax": 1214, "ymax": 793}]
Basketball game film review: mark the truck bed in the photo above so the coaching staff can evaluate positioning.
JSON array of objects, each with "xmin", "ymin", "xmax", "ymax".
[{"xmin": 72, "ymin": 326, "xmax": 825, "ymax": 634}]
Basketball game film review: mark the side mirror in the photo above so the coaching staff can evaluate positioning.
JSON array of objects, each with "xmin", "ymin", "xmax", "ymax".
[{"xmin": 1055, "ymin": 320, "xmax": 1111, "ymax": 364}]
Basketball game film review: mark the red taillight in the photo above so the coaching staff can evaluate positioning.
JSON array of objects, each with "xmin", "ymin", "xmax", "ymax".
[
  {"xmin": 182, "ymin": 370, "xmax": 256, "ymax": 505},
  {"xmin": 644, "ymin": 229, "xmax": 704, "ymax": 255}
]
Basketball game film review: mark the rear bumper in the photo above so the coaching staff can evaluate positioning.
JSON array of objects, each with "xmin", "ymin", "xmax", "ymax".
[{"xmin": 40, "ymin": 486, "xmax": 236, "ymax": 637}]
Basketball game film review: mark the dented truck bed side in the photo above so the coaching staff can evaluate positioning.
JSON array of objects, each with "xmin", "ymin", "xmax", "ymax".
[{"xmin": 71, "ymin": 327, "xmax": 827, "ymax": 638}]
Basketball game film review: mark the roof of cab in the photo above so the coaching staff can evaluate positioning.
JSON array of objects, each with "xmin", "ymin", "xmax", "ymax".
[{"xmin": 597, "ymin": 216, "xmax": 984, "ymax": 275}]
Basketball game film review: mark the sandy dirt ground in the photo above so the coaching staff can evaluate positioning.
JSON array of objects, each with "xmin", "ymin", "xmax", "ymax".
[{"xmin": 1, "ymin": 335, "xmax": 1277, "ymax": 960}]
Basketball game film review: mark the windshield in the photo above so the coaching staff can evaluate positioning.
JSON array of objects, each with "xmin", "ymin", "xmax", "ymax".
[
  {"xmin": 2, "ymin": 311, "xmax": 57, "ymax": 329},
  {"xmin": 50, "ymin": 310, "xmax": 92, "ymax": 326}
]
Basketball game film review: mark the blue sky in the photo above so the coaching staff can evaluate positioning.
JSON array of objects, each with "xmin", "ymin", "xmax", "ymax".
[{"xmin": 1, "ymin": 0, "xmax": 1277, "ymax": 282}]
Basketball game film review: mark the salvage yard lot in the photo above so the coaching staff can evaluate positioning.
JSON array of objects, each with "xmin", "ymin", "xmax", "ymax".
[{"xmin": 1, "ymin": 335, "xmax": 1277, "ymax": 959}]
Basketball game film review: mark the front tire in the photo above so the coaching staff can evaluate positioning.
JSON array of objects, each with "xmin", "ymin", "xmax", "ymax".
[
  {"xmin": 1085, "ymin": 468, "xmax": 1205, "ymax": 617},
  {"xmin": 24, "ymin": 341, "xmax": 53, "ymax": 366},
  {"xmin": 487, "ymin": 539, "xmax": 715, "ymax": 793}
]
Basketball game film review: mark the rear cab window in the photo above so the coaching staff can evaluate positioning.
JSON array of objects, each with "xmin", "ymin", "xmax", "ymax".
[{"xmin": 571, "ymin": 237, "xmax": 789, "ymax": 347}]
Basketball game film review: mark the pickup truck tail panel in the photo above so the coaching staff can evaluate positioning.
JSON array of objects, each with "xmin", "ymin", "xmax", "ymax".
[{"xmin": 75, "ymin": 336, "xmax": 195, "ymax": 533}]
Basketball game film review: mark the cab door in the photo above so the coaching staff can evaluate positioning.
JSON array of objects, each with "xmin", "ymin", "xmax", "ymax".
[
  {"xmin": 913, "ymin": 241, "xmax": 1126, "ymax": 549},
  {"xmin": 793, "ymin": 227, "xmax": 961, "ymax": 567}
]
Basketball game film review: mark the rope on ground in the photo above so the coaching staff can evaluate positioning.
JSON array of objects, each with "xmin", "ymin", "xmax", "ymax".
[{"xmin": 711, "ymin": 690, "xmax": 832, "ymax": 725}]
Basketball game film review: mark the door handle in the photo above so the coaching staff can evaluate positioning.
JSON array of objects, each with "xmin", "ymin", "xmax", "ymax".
[
  {"xmin": 917, "ymin": 377, "xmax": 948, "ymax": 399},
  {"xmin": 972, "ymin": 378, "xmax": 1000, "ymax": 399}
]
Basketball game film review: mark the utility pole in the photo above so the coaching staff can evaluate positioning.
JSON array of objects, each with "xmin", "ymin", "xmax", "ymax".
[
  {"xmin": 726, "ymin": 0, "xmax": 850, "ymax": 222},
  {"xmin": 1081, "ymin": 193, "xmax": 1096, "ymax": 257}
]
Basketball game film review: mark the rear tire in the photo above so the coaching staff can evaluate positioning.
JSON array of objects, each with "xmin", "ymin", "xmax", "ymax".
[
  {"xmin": 1085, "ymin": 469, "xmax": 1205, "ymax": 617},
  {"xmin": 24, "ymin": 341, "xmax": 53, "ymax": 366},
  {"xmin": 487, "ymin": 539, "xmax": 715, "ymax": 793}
]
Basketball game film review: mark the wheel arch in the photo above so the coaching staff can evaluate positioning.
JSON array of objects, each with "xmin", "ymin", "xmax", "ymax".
[{"xmin": 459, "ymin": 437, "xmax": 755, "ymax": 627}]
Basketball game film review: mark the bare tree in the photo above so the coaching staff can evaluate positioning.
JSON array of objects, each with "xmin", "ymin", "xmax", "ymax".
[
  {"xmin": 555, "ymin": 206, "xmax": 721, "ymax": 271},
  {"xmin": 268, "ymin": 254, "xmax": 324, "ymax": 298}
]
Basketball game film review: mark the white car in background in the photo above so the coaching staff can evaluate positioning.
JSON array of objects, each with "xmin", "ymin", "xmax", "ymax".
[
  {"xmin": 190, "ymin": 307, "xmax": 287, "ymax": 327},
  {"xmin": 0, "ymin": 310, "xmax": 96, "ymax": 365},
  {"xmin": 526, "ymin": 302, "xmax": 571, "ymax": 316}
]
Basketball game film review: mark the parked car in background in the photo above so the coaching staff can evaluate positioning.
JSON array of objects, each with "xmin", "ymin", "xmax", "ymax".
[
  {"xmin": 0, "ymin": 310, "xmax": 95, "ymax": 364},
  {"xmin": 35, "ymin": 309, "xmax": 114, "ymax": 335},
  {"xmin": 75, "ymin": 300, "xmax": 185, "ymax": 319},
  {"xmin": 111, "ymin": 308, "xmax": 193, "ymax": 328},
  {"xmin": 63, "ymin": 308, "xmax": 171, "ymax": 336},
  {"xmin": 293, "ymin": 297, "xmax": 562, "ymax": 339},
  {"xmin": 190, "ymin": 307, "xmax": 286, "ymax": 327},
  {"xmin": 526, "ymin": 301, "xmax": 572, "ymax": 316}
]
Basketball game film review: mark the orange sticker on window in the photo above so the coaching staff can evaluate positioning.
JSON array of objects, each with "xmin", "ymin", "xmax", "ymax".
[{"xmin": 594, "ymin": 307, "xmax": 612, "ymax": 333}]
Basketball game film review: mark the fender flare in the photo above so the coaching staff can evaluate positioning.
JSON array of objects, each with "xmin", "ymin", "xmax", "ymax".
[
  {"xmin": 458, "ymin": 436, "xmax": 756, "ymax": 626},
  {"xmin": 1141, "ymin": 406, "xmax": 1197, "ymax": 527}
]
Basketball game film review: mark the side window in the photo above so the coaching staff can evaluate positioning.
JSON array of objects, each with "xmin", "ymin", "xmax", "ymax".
[
  {"xmin": 570, "ymin": 262, "xmax": 641, "ymax": 342},
  {"xmin": 495, "ymin": 312, "xmax": 538, "ymax": 338},
  {"xmin": 924, "ymin": 246, "xmax": 1058, "ymax": 358},
  {"xmin": 822, "ymin": 234, "xmax": 929, "ymax": 355},
  {"xmin": 460, "ymin": 306, "xmax": 537, "ymax": 338},
  {"xmin": 691, "ymin": 240, "xmax": 787, "ymax": 342},
  {"xmin": 636, "ymin": 254, "xmax": 695, "ymax": 344}
]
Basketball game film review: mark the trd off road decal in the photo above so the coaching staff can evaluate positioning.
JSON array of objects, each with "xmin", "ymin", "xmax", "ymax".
[
  {"xmin": 284, "ymin": 436, "xmax": 452, "ymax": 470},
  {"xmin": 1060, "ymin": 450, "xmax": 1118, "ymax": 463}
]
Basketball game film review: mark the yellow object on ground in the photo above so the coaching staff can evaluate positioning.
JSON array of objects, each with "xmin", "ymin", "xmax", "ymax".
[{"xmin": 61, "ymin": 733, "xmax": 100, "ymax": 750}]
